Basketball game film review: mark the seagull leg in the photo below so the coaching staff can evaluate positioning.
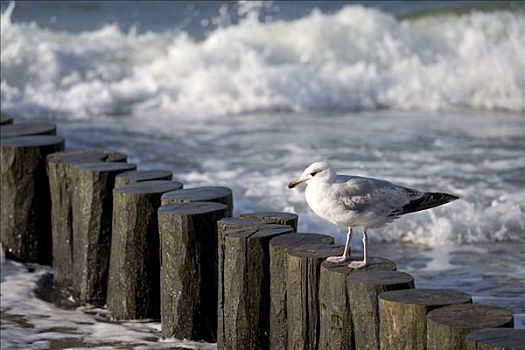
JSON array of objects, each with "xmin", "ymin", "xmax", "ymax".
[
  {"xmin": 326, "ymin": 227, "xmax": 353, "ymax": 263},
  {"xmin": 348, "ymin": 227, "xmax": 368, "ymax": 269}
]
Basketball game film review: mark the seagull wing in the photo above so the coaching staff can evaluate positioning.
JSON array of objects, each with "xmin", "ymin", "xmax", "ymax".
[{"xmin": 334, "ymin": 176, "xmax": 424, "ymax": 217}]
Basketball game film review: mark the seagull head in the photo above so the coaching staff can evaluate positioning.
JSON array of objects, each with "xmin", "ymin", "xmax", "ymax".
[{"xmin": 288, "ymin": 161, "xmax": 337, "ymax": 188}]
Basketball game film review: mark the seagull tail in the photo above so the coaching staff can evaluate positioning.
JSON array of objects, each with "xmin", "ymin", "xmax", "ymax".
[{"xmin": 394, "ymin": 192, "xmax": 459, "ymax": 216}]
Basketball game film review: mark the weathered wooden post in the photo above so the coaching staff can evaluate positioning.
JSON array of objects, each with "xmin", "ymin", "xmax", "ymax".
[
  {"xmin": 0, "ymin": 122, "xmax": 57, "ymax": 139},
  {"xmin": 158, "ymin": 202, "xmax": 229, "ymax": 341},
  {"xmin": 115, "ymin": 169, "xmax": 173, "ymax": 187},
  {"xmin": 106, "ymin": 180, "xmax": 183, "ymax": 320},
  {"xmin": 217, "ymin": 217, "xmax": 267, "ymax": 349},
  {"xmin": 47, "ymin": 149, "xmax": 127, "ymax": 290},
  {"xmin": 346, "ymin": 270, "xmax": 415, "ymax": 350},
  {"xmin": 223, "ymin": 224, "xmax": 294, "ymax": 350},
  {"xmin": 240, "ymin": 212, "xmax": 299, "ymax": 232},
  {"xmin": 318, "ymin": 257, "xmax": 397, "ymax": 350},
  {"xmin": 269, "ymin": 233, "xmax": 334, "ymax": 350},
  {"xmin": 286, "ymin": 244, "xmax": 346, "ymax": 350},
  {"xmin": 1, "ymin": 135, "xmax": 65, "ymax": 264},
  {"xmin": 70, "ymin": 162, "xmax": 137, "ymax": 304},
  {"xmin": 466, "ymin": 328, "xmax": 525, "ymax": 350},
  {"xmin": 379, "ymin": 289, "xmax": 472, "ymax": 350},
  {"xmin": 216, "ymin": 216, "xmax": 298, "ymax": 349},
  {"xmin": 427, "ymin": 304, "xmax": 514, "ymax": 350},
  {"xmin": 0, "ymin": 113, "xmax": 13, "ymax": 125},
  {"xmin": 161, "ymin": 186, "xmax": 233, "ymax": 217}
]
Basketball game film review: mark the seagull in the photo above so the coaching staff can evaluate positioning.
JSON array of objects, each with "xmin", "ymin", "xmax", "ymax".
[{"xmin": 288, "ymin": 161, "xmax": 458, "ymax": 269}]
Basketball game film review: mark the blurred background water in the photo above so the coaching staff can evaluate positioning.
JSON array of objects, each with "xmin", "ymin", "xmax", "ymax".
[{"xmin": 1, "ymin": 1, "xmax": 524, "ymax": 348}]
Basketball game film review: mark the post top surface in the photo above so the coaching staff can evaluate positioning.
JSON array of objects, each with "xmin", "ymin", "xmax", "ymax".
[
  {"xmin": 116, "ymin": 180, "xmax": 183, "ymax": 194},
  {"xmin": 158, "ymin": 201, "xmax": 228, "ymax": 215},
  {"xmin": 162, "ymin": 186, "xmax": 232, "ymax": 202},
  {"xmin": 379, "ymin": 288, "xmax": 472, "ymax": 306},
  {"xmin": 426, "ymin": 303, "xmax": 513, "ymax": 329},
  {"xmin": 117, "ymin": 169, "xmax": 172, "ymax": 181},
  {"xmin": 346, "ymin": 270, "xmax": 414, "ymax": 285},
  {"xmin": 240, "ymin": 212, "xmax": 298, "ymax": 222},
  {"xmin": 73, "ymin": 162, "xmax": 136, "ymax": 172},
  {"xmin": 218, "ymin": 217, "xmax": 261, "ymax": 227},
  {"xmin": 48, "ymin": 149, "xmax": 126, "ymax": 164},
  {"xmin": 226, "ymin": 225, "xmax": 294, "ymax": 239},
  {"xmin": 288, "ymin": 244, "xmax": 344, "ymax": 259},
  {"xmin": 321, "ymin": 256, "xmax": 397, "ymax": 273},
  {"xmin": 0, "ymin": 114, "xmax": 13, "ymax": 125},
  {"xmin": 270, "ymin": 233, "xmax": 333, "ymax": 249},
  {"xmin": 466, "ymin": 328, "xmax": 525, "ymax": 347},
  {"xmin": 1, "ymin": 122, "xmax": 56, "ymax": 138},
  {"xmin": 1, "ymin": 135, "xmax": 64, "ymax": 147}
]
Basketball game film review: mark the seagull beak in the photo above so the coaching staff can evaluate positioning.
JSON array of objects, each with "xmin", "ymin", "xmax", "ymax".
[{"xmin": 288, "ymin": 177, "xmax": 307, "ymax": 189}]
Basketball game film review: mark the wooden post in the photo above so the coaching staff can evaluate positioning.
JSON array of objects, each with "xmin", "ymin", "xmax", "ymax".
[
  {"xmin": 223, "ymin": 225, "xmax": 294, "ymax": 350},
  {"xmin": 379, "ymin": 289, "xmax": 472, "ymax": 350},
  {"xmin": 1, "ymin": 122, "xmax": 57, "ymax": 139},
  {"xmin": 47, "ymin": 149, "xmax": 127, "ymax": 290},
  {"xmin": 70, "ymin": 162, "xmax": 137, "ymax": 304},
  {"xmin": 161, "ymin": 186, "xmax": 233, "ymax": 217},
  {"xmin": 286, "ymin": 244, "xmax": 346, "ymax": 350},
  {"xmin": 269, "ymin": 233, "xmax": 335, "ymax": 350},
  {"xmin": 240, "ymin": 212, "xmax": 299, "ymax": 232},
  {"xmin": 158, "ymin": 202, "xmax": 229, "ymax": 341},
  {"xmin": 0, "ymin": 113, "xmax": 13, "ymax": 125},
  {"xmin": 466, "ymin": 328, "xmax": 525, "ymax": 350},
  {"xmin": 347, "ymin": 270, "xmax": 415, "ymax": 350},
  {"xmin": 427, "ymin": 304, "xmax": 514, "ymax": 350},
  {"xmin": 319, "ymin": 257, "xmax": 397, "ymax": 350},
  {"xmin": 115, "ymin": 169, "xmax": 173, "ymax": 187},
  {"xmin": 106, "ymin": 180, "xmax": 184, "ymax": 320},
  {"xmin": 1, "ymin": 136, "xmax": 65, "ymax": 264},
  {"xmin": 217, "ymin": 216, "xmax": 272, "ymax": 349}
]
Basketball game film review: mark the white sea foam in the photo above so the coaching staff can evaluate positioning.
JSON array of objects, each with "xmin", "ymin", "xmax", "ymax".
[
  {"xmin": 0, "ymin": 258, "xmax": 215, "ymax": 349},
  {"xmin": 1, "ymin": 3, "xmax": 524, "ymax": 119}
]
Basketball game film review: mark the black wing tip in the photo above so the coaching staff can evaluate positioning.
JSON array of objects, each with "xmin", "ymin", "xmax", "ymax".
[
  {"xmin": 426, "ymin": 192, "xmax": 460, "ymax": 206},
  {"xmin": 390, "ymin": 191, "xmax": 459, "ymax": 217},
  {"xmin": 439, "ymin": 192, "xmax": 460, "ymax": 203}
]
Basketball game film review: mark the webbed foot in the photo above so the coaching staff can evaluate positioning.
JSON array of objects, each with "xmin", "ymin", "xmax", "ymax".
[
  {"xmin": 326, "ymin": 255, "xmax": 352, "ymax": 263},
  {"xmin": 348, "ymin": 260, "xmax": 368, "ymax": 269}
]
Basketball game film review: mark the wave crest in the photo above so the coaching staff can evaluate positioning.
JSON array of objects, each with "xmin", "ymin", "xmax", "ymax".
[{"xmin": 1, "ymin": 4, "xmax": 524, "ymax": 118}]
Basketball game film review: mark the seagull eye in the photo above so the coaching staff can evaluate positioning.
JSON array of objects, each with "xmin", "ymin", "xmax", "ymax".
[{"xmin": 310, "ymin": 171, "xmax": 318, "ymax": 176}]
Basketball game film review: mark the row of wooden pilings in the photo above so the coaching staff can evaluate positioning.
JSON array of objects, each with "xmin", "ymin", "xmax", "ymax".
[{"xmin": 1, "ymin": 117, "xmax": 524, "ymax": 350}]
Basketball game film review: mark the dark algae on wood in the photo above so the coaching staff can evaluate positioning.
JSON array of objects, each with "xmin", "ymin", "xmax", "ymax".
[
  {"xmin": 115, "ymin": 169, "xmax": 173, "ymax": 187},
  {"xmin": 379, "ymin": 288, "xmax": 472, "ymax": 350},
  {"xmin": 106, "ymin": 180, "xmax": 183, "ymax": 320},
  {"xmin": 1, "ymin": 135, "xmax": 65, "ymax": 264},
  {"xmin": 466, "ymin": 328, "xmax": 525, "ymax": 350},
  {"xmin": 269, "ymin": 233, "xmax": 334, "ymax": 350},
  {"xmin": 161, "ymin": 186, "xmax": 233, "ymax": 217},
  {"xmin": 70, "ymin": 162, "xmax": 137, "ymax": 304},
  {"xmin": 158, "ymin": 201, "xmax": 228, "ymax": 342},
  {"xmin": 347, "ymin": 270, "xmax": 415, "ymax": 350},
  {"xmin": 286, "ymin": 244, "xmax": 346, "ymax": 350},
  {"xmin": 319, "ymin": 257, "xmax": 397, "ymax": 350},
  {"xmin": 222, "ymin": 225, "xmax": 293, "ymax": 350},
  {"xmin": 427, "ymin": 304, "xmax": 514, "ymax": 350},
  {"xmin": 47, "ymin": 149, "xmax": 127, "ymax": 290}
]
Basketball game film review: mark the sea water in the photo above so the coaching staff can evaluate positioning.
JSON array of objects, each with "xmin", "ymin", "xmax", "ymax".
[{"xmin": 1, "ymin": 1, "xmax": 524, "ymax": 348}]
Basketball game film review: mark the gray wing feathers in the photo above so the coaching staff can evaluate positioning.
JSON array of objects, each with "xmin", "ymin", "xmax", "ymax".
[{"xmin": 335, "ymin": 177, "xmax": 423, "ymax": 215}]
